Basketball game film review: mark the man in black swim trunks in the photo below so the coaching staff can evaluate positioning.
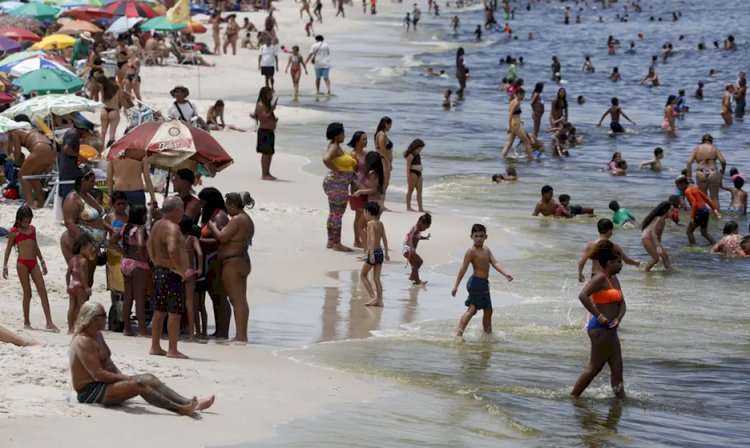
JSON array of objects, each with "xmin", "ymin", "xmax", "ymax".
[
  {"xmin": 70, "ymin": 302, "xmax": 214, "ymax": 414},
  {"xmin": 596, "ymin": 97, "xmax": 635, "ymax": 134},
  {"xmin": 148, "ymin": 197, "xmax": 191, "ymax": 359}
]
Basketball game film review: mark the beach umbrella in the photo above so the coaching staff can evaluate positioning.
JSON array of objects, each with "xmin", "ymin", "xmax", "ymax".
[
  {"xmin": 0, "ymin": 50, "xmax": 48, "ymax": 68},
  {"xmin": 57, "ymin": 20, "xmax": 104, "ymax": 35},
  {"xmin": 63, "ymin": 6, "xmax": 113, "ymax": 20},
  {"xmin": 30, "ymin": 34, "xmax": 76, "ymax": 50},
  {"xmin": 0, "ymin": 115, "xmax": 31, "ymax": 132},
  {"xmin": 1, "ymin": 93, "xmax": 101, "ymax": 120},
  {"xmin": 109, "ymin": 120, "xmax": 233, "ymax": 174},
  {"xmin": 12, "ymin": 67, "xmax": 83, "ymax": 94},
  {"xmin": 9, "ymin": 3, "xmax": 61, "ymax": 20},
  {"xmin": 140, "ymin": 15, "xmax": 186, "ymax": 32},
  {"xmin": 0, "ymin": 17, "xmax": 45, "ymax": 36},
  {"xmin": 105, "ymin": 0, "xmax": 158, "ymax": 18},
  {"xmin": 105, "ymin": 15, "xmax": 143, "ymax": 35},
  {"xmin": 7, "ymin": 56, "xmax": 74, "ymax": 77},
  {"xmin": 0, "ymin": 27, "xmax": 42, "ymax": 42},
  {"xmin": 0, "ymin": 36, "xmax": 22, "ymax": 53},
  {"xmin": 180, "ymin": 20, "xmax": 207, "ymax": 34},
  {"xmin": 0, "ymin": 91, "xmax": 16, "ymax": 104}
]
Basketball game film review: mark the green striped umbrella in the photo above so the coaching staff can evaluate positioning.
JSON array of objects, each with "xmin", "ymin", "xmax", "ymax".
[
  {"xmin": 9, "ymin": 3, "xmax": 61, "ymax": 20},
  {"xmin": 140, "ymin": 15, "xmax": 186, "ymax": 32}
]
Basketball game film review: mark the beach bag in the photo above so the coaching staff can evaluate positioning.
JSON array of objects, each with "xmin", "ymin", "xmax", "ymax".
[{"xmin": 348, "ymin": 194, "xmax": 367, "ymax": 211}]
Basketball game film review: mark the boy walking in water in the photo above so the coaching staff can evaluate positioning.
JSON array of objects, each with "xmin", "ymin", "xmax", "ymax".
[
  {"xmin": 451, "ymin": 224, "xmax": 513, "ymax": 337},
  {"xmin": 676, "ymin": 176, "xmax": 721, "ymax": 245},
  {"xmin": 360, "ymin": 201, "xmax": 389, "ymax": 307}
]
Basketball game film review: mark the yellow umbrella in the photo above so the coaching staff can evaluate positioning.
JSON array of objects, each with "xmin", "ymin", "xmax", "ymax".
[{"xmin": 30, "ymin": 34, "xmax": 76, "ymax": 50}]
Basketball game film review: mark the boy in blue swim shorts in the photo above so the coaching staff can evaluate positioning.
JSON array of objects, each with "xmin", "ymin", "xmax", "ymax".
[
  {"xmin": 360, "ymin": 201, "xmax": 389, "ymax": 307},
  {"xmin": 451, "ymin": 224, "xmax": 513, "ymax": 337}
]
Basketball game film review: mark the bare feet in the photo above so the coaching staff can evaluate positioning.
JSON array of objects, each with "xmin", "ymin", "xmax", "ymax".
[
  {"xmin": 353, "ymin": 242, "xmax": 363, "ymax": 248},
  {"xmin": 332, "ymin": 243, "xmax": 353, "ymax": 252},
  {"xmin": 166, "ymin": 350, "xmax": 189, "ymax": 359},
  {"xmin": 326, "ymin": 242, "xmax": 333, "ymax": 249},
  {"xmin": 46, "ymin": 323, "xmax": 60, "ymax": 333},
  {"xmin": 123, "ymin": 328, "xmax": 136, "ymax": 337},
  {"xmin": 149, "ymin": 347, "xmax": 167, "ymax": 356},
  {"xmin": 178, "ymin": 397, "xmax": 199, "ymax": 416},
  {"xmin": 412, "ymin": 280, "xmax": 428, "ymax": 286},
  {"xmin": 228, "ymin": 337, "xmax": 247, "ymax": 345},
  {"xmin": 24, "ymin": 323, "xmax": 32, "ymax": 330},
  {"xmin": 406, "ymin": 207, "xmax": 416, "ymax": 212},
  {"xmin": 261, "ymin": 175, "xmax": 278, "ymax": 181},
  {"xmin": 365, "ymin": 299, "xmax": 383, "ymax": 307},
  {"xmin": 197, "ymin": 395, "xmax": 215, "ymax": 411}
]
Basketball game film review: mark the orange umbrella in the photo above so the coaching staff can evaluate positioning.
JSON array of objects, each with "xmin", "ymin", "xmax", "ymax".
[
  {"xmin": 58, "ymin": 20, "xmax": 103, "ymax": 35},
  {"xmin": 180, "ymin": 20, "xmax": 206, "ymax": 34}
]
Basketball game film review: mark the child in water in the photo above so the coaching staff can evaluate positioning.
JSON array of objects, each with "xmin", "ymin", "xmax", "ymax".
[
  {"xmin": 491, "ymin": 167, "xmax": 518, "ymax": 183},
  {"xmin": 639, "ymin": 147, "xmax": 664, "ymax": 172},
  {"xmin": 609, "ymin": 201, "xmax": 636, "ymax": 226},
  {"xmin": 442, "ymin": 89, "xmax": 453, "ymax": 109},
  {"xmin": 611, "ymin": 160, "xmax": 628, "ymax": 176},
  {"xmin": 360, "ymin": 201, "xmax": 389, "ymax": 306},
  {"xmin": 402, "ymin": 213, "xmax": 431, "ymax": 285},
  {"xmin": 720, "ymin": 177, "xmax": 747, "ymax": 215},
  {"xmin": 66, "ymin": 234, "xmax": 97, "ymax": 334},
  {"xmin": 2, "ymin": 206, "xmax": 59, "ymax": 332},
  {"xmin": 711, "ymin": 221, "xmax": 744, "ymax": 257},
  {"xmin": 451, "ymin": 224, "xmax": 513, "ymax": 337},
  {"xmin": 556, "ymin": 194, "xmax": 595, "ymax": 218}
]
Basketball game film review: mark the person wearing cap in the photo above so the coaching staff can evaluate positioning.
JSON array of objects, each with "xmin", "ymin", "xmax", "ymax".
[
  {"xmin": 167, "ymin": 86, "xmax": 207, "ymax": 129},
  {"xmin": 305, "ymin": 35, "xmax": 331, "ymax": 95},
  {"xmin": 71, "ymin": 31, "xmax": 94, "ymax": 66},
  {"xmin": 59, "ymin": 121, "xmax": 95, "ymax": 200}
]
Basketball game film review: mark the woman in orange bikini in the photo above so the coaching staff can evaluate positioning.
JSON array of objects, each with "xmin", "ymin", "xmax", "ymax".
[
  {"xmin": 2, "ymin": 206, "xmax": 58, "ymax": 332},
  {"xmin": 571, "ymin": 240, "xmax": 626, "ymax": 398}
]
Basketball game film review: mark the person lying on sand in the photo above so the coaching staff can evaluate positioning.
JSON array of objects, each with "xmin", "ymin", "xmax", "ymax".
[
  {"xmin": 70, "ymin": 302, "xmax": 214, "ymax": 415},
  {"xmin": 0, "ymin": 324, "xmax": 37, "ymax": 347}
]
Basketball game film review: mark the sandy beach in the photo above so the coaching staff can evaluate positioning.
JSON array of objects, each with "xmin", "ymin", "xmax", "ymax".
[{"xmin": 0, "ymin": 2, "xmax": 508, "ymax": 446}]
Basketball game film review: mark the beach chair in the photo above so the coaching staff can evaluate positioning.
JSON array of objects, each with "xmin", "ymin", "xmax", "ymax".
[
  {"xmin": 142, "ymin": 49, "xmax": 159, "ymax": 66},
  {"xmin": 169, "ymin": 41, "xmax": 198, "ymax": 65}
]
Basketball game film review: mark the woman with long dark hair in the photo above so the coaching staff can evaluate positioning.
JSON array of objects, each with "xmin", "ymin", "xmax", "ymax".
[
  {"xmin": 641, "ymin": 201, "xmax": 672, "ymax": 272},
  {"xmin": 530, "ymin": 82, "xmax": 544, "ymax": 141},
  {"xmin": 322, "ymin": 122, "xmax": 356, "ymax": 252},
  {"xmin": 197, "ymin": 187, "xmax": 231, "ymax": 339},
  {"xmin": 353, "ymin": 151, "xmax": 385, "ymax": 211},
  {"xmin": 98, "ymin": 75, "xmax": 122, "ymax": 148},
  {"xmin": 404, "ymin": 139, "xmax": 426, "ymax": 211},
  {"xmin": 571, "ymin": 240, "xmax": 626, "ymax": 398},
  {"xmin": 456, "ymin": 47, "xmax": 467, "ymax": 99},
  {"xmin": 662, "ymin": 95, "xmax": 677, "ymax": 132},
  {"xmin": 550, "ymin": 87, "xmax": 568, "ymax": 127},
  {"xmin": 374, "ymin": 116, "xmax": 393, "ymax": 209},
  {"xmin": 501, "ymin": 88, "xmax": 534, "ymax": 160},
  {"xmin": 348, "ymin": 131, "xmax": 368, "ymax": 248},
  {"xmin": 253, "ymin": 86, "xmax": 278, "ymax": 180}
]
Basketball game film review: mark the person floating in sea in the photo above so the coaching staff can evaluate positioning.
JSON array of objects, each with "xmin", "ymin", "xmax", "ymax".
[
  {"xmin": 451, "ymin": 224, "xmax": 513, "ymax": 338},
  {"xmin": 609, "ymin": 67, "xmax": 621, "ymax": 81},
  {"xmin": 608, "ymin": 201, "xmax": 636, "ymax": 227},
  {"xmin": 720, "ymin": 177, "xmax": 747, "ymax": 215},
  {"xmin": 596, "ymin": 97, "xmax": 635, "ymax": 134},
  {"xmin": 556, "ymin": 194, "xmax": 595, "ymax": 218},
  {"xmin": 491, "ymin": 167, "xmax": 518, "ymax": 183},
  {"xmin": 582, "ymin": 56, "xmax": 595, "ymax": 73},
  {"xmin": 578, "ymin": 219, "xmax": 640, "ymax": 283},
  {"xmin": 571, "ymin": 240, "xmax": 627, "ymax": 399}
]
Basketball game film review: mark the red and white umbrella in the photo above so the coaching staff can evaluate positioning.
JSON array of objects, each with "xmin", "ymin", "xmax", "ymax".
[{"xmin": 109, "ymin": 120, "xmax": 233, "ymax": 175}]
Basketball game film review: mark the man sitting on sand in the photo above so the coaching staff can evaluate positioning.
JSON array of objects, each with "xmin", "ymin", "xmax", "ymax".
[{"xmin": 70, "ymin": 302, "xmax": 214, "ymax": 415}]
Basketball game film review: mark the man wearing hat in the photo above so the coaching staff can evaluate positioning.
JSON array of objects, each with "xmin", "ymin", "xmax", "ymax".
[
  {"xmin": 71, "ymin": 32, "xmax": 94, "ymax": 66},
  {"xmin": 167, "ymin": 86, "xmax": 207, "ymax": 129},
  {"xmin": 59, "ymin": 120, "xmax": 95, "ymax": 199}
]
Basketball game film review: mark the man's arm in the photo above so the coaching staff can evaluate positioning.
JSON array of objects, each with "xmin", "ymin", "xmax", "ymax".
[
  {"xmin": 74, "ymin": 338, "xmax": 130, "ymax": 384},
  {"xmin": 596, "ymin": 109, "xmax": 609, "ymax": 126},
  {"xmin": 620, "ymin": 110, "xmax": 635, "ymax": 124},
  {"xmin": 577, "ymin": 242, "xmax": 593, "ymax": 282},
  {"xmin": 141, "ymin": 158, "xmax": 156, "ymax": 204}
]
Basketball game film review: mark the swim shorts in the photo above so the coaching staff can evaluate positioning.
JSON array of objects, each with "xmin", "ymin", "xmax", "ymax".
[
  {"xmin": 694, "ymin": 207, "xmax": 710, "ymax": 228},
  {"xmin": 315, "ymin": 67, "xmax": 330, "ymax": 80},
  {"xmin": 261, "ymin": 66, "xmax": 275, "ymax": 77},
  {"xmin": 465, "ymin": 275, "xmax": 492, "ymax": 310},
  {"xmin": 152, "ymin": 266, "xmax": 185, "ymax": 314},
  {"xmin": 570, "ymin": 205, "xmax": 584, "ymax": 215},
  {"xmin": 366, "ymin": 248, "xmax": 384, "ymax": 266},
  {"xmin": 77, "ymin": 381, "xmax": 107, "ymax": 404},
  {"xmin": 610, "ymin": 122, "xmax": 624, "ymax": 133},
  {"xmin": 256, "ymin": 128, "xmax": 275, "ymax": 155}
]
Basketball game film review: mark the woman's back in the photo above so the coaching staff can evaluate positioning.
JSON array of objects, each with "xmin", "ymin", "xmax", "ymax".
[{"xmin": 112, "ymin": 158, "xmax": 145, "ymax": 191}]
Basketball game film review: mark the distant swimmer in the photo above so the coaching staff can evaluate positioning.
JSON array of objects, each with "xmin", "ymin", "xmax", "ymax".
[
  {"xmin": 721, "ymin": 83, "xmax": 735, "ymax": 125},
  {"xmin": 639, "ymin": 66, "xmax": 659, "ymax": 86},
  {"xmin": 641, "ymin": 201, "xmax": 673, "ymax": 271},
  {"xmin": 695, "ymin": 81, "xmax": 704, "ymax": 99},
  {"xmin": 491, "ymin": 167, "xmax": 518, "ymax": 183},
  {"xmin": 556, "ymin": 194, "xmax": 595, "ymax": 218},
  {"xmin": 624, "ymin": 41, "xmax": 636, "ymax": 55},
  {"xmin": 597, "ymin": 97, "xmax": 635, "ymax": 133},
  {"xmin": 571, "ymin": 240, "xmax": 627, "ymax": 399},
  {"xmin": 639, "ymin": 147, "xmax": 664, "ymax": 172},
  {"xmin": 582, "ymin": 56, "xmax": 595, "ymax": 73},
  {"xmin": 532, "ymin": 185, "xmax": 558, "ymax": 217},
  {"xmin": 551, "ymin": 56, "xmax": 562, "ymax": 82},
  {"xmin": 577, "ymin": 218, "xmax": 639, "ymax": 282},
  {"xmin": 609, "ymin": 67, "xmax": 621, "ymax": 81},
  {"xmin": 442, "ymin": 89, "xmax": 453, "ymax": 109},
  {"xmin": 451, "ymin": 224, "xmax": 513, "ymax": 338},
  {"xmin": 662, "ymin": 95, "xmax": 677, "ymax": 132},
  {"xmin": 720, "ymin": 177, "xmax": 747, "ymax": 215},
  {"xmin": 735, "ymin": 71, "xmax": 746, "ymax": 118}
]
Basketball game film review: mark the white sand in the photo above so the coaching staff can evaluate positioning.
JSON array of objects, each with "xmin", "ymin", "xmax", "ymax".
[{"xmin": 0, "ymin": 2, "xmax": 510, "ymax": 446}]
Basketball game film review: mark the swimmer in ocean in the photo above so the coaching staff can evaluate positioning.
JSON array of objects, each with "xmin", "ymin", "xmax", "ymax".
[
  {"xmin": 639, "ymin": 66, "xmax": 659, "ymax": 86},
  {"xmin": 609, "ymin": 67, "xmax": 621, "ymax": 81},
  {"xmin": 582, "ymin": 56, "xmax": 595, "ymax": 73},
  {"xmin": 532, "ymin": 185, "xmax": 558, "ymax": 217},
  {"xmin": 578, "ymin": 218, "xmax": 639, "ymax": 282},
  {"xmin": 596, "ymin": 97, "xmax": 635, "ymax": 134},
  {"xmin": 491, "ymin": 167, "xmax": 517, "ymax": 183},
  {"xmin": 719, "ymin": 177, "xmax": 747, "ymax": 215},
  {"xmin": 442, "ymin": 89, "xmax": 453, "ymax": 109},
  {"xmin": 639, "ymin": 147, "xmax": 664, "ymax": 172}
]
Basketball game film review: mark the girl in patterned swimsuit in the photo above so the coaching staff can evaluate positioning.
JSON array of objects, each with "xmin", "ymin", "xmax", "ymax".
[
  {"xmin": 2, "ymin": 206, "xmax": 59, "ymax": 332},
  {"xmin": 66, "ymin": 234, "xmax": 97, "ymax": 334}
]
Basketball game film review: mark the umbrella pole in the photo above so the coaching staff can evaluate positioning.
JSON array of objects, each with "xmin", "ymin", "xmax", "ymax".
[
  {"xmin": 164, "ymin": 168, "xmax": 170, "ymax": 199},
  {"xmin": 197, "ymin": 64, "xmax": 201, "ymax": 99}
]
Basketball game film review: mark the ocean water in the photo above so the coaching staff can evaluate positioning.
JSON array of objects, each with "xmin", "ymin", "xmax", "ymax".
[{"xmin": 221, "ymin": 1, "xmax": 749, "ymax": 446}]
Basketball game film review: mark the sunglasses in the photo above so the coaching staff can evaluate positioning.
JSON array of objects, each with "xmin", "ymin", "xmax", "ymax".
[{"xmin": 96, "ymin": 312, "xmax": 107, "ymax": 318}]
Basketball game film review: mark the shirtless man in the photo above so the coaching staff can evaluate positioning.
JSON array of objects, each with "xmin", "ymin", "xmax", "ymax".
[
  {"xmin": 578, "ymin": 218, "xmax": 640, "ymax": 282},
  {"xmin": 300, "ymin": 0, "xmax": 313, "ymax": 20},
  {"xmin": 11, "ymin": 124, "xmax": 55, "ymax": 208},
  {"xmin": 106, "ymin": 156, "xmax": 157, "ymax": 208},
  {"xmin": 686, "ymin": 134, "xmax": 726, "ymax": 210},
  {"xmin": 148, "ymin": 197, "xmax": 191, "ymax": 359},
  {"xmin": 70, "ymin": 302, "xmax": 213, "ymax": 414},
  {"xmin": 532, "ymin": 185, "xmax": 558, "ymax": 217},
  {"xmin": 639, "ymin": 147, "xmax": 664, "ymax": 172},
  {"xmin": 596, "ymin": 97, "xmax": 635, "ymax": 134}
]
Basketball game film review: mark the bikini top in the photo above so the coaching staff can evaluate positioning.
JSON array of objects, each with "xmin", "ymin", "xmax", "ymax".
[
  {"xmin": 77, "ymin": 193, "xmax": 101, "ymax": 223},
  {"xmin": 591, "ymin": 276, "xmax": 623, "ymax": 304},
  {"xmin": 11, "ymin": 226, "xmax": 36, "ymax": 244},
  {"xmin": 378, "ymin": 132, "xmax": 393, "ymax": 150},
  {"xmin": 411, "ymin": 153, "xmax": 421, "ymax": 166},
  {"xmin": 513, "ymin": 107, "xmax": 522, "ymax": 115},
  {"xmin": 331, "ymin": 151, "xmax": 357, "ymax": 172}
]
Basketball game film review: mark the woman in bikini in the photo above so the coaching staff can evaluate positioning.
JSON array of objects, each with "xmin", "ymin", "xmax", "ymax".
[
  {"xmin": 530, "ymin": 82, "xmax": 544, "ymax": 142},
  {"xmin": 119, "ymin": 205, "xmax": 150, "ymax": 337},
  {"xmin": 206, "ymin": 192, "xmax": 255, "ymax": 343},
  {"xmin": 501, "ymin": 88, "xmax": 534, "ymax": 161},
  {"xmin": 550, "ymin": 87, "xmax": 568, "ymax": 127},
  {"xmin": 115, "ymin": 39, "xmax": 129, "ymax": 84},
  {"xmin": 300, "ymin": 0, "xmax": 313, "ymax": 20},
  {"xmin": 641, "ymin": 201, "xmax": 672, "ymax": 272},
  {"xmin": 686, "ymin": 133, "xmax": 727, "ymax": 210},
  {"xmin": 123, "ymin": 47, "xmax": 142, "ymax": 105},
  {"xmin": 2, "ymin": 206, "xmax": 58, "ymax": 332},
  {"xmin": 11, "ymin": 122, "xmax": 55, "ymax": 208},
  {"xmin": 197, "ymin": 187, "xmax": 231, "ymax": 339},
  {"xmin": 87, "ymin": 43, "xmax": 105, "ymax": 101},
  {"xmin": 404, "ymin": 138, "xmax": 425, "ymax": 212},
  {"xmin": 61, "ymin": 171, "xmax": 109, "ymax": 287},
  {"xmin": 348, "ymin": 131, "xmax": 368, "ymax": 248},
  {"xmin": 374, "ymin": 116, "xmax": 393, "ymax": 210},
  {"xmin": 210, "ymin": 11, "xmax": 221, "ymax": 55},
  {"xmin": 285, "ymin": 45, "xmax": 308, "ymax": 100},
  {"xmin": 662, "ymin": 95, "xmax": 677, "ymax": 132},
  {"xmin": 97, "ymin": 75, "xmax": 122, "ymax": 148},
  {"xmin": 223, "ymin": 15, "xmax": 240, "ymax": 56},
  {"xmin": 721, "ymin": 83, "xmax": 734, "ymax": 125},
  {"xmin": 571, "ymin": 240, "xmax": 626, "ymax": 399}
]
